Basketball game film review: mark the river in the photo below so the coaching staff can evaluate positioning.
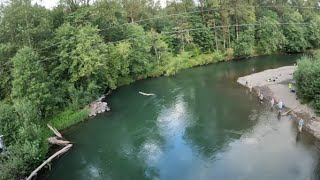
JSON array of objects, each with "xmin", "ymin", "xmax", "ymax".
[{"xmin": 41, "ymin": 54, "xmax": 320, "ymax": 180}]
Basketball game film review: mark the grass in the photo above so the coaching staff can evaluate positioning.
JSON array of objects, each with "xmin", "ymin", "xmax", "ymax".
[{"xmin": 49, "ymin": 107, "xmax": 90, "ymax": 130}]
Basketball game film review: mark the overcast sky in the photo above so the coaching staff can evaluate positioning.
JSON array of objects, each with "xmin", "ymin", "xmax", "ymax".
[{"xmin": 32, "ymin": 0, "xmax": 60, "ymax": 9}]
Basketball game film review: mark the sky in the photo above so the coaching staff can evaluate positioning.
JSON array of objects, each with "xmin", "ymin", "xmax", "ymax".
[{"xmin": 32, "ymin": 0, "xmax": 60, "ymax": 9}]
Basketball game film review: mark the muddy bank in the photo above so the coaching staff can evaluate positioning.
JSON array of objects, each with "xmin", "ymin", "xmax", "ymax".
[{"xmin": 237, "ymin": 66, "xmax": 320, "ymax": 139}]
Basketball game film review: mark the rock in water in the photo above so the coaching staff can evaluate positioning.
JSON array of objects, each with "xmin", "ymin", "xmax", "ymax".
[{"xmin": 89, "ymin": 96, "xmax": 110, "ymax": 117}]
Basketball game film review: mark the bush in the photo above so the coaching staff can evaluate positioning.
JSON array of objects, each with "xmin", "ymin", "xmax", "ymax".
[
  {"xmin": 294, "ymin": 55, "xmax": 320, "ymax": 113},
  {"xmin": 164, "ymin": 52, "xmax": 192, "ymax": 76},
  {"xmin": 0, "ymin": 100, "xmax": 47, "ymax": 180},
  {"xmin": 0, "ymin": 103, "xmax": 18, "ymax": 145},
  {"xmin": 224, "ymin": 48, "xmax": 234, "ymax": 60},
  {"xmin": 212, "ymin": 51, "xmax": 224, "ymax": 62}
]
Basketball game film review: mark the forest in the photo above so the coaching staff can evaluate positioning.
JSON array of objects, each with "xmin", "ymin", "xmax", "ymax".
[{"xmin": 0, "ymin": 0, "xmax": 320, "ymax": 179}]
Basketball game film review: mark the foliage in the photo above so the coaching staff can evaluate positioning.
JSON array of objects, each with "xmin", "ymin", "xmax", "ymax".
[
  {"xmin": 234, "ymin": 29, "xmax": 255, "ymax": 57},
  {"xmin": 294, "ymin": 54, "xmax": 320, "ymax": 113},
  {"xmin": 255, "ymin": 12, "xmax": 286, "ymax": 54},
  {"xmin": 306, "ymin": 15, "xmax": 320, "ymax": 48},
  {"xmin": 50, "ymin": 108, "xmax": 90, "ymax": 130},
  {"xmin": 282, "ymin": 11, "xmax": 310, "ymax": 52},
  {"xmin": 0, "ymin": 100, "xmax": 46, "ymax": 180},
  {"xmin": 11, "ymin": 47, "xmax": 53, "ymax": 117},
  {"xmin": 0, "ymin": 43, "xmax": 16, "ymax": 100}
]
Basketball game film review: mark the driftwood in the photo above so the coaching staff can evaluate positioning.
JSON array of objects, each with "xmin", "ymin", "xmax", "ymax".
[
  {"xmin": 139, "ymin": 92, "xmax": 155, "ymax": 96},
  {"xmin": 282, "ymin": 109, "xmax": 293, "ymax": 116},
  {"xmin": 282, "ymin": 106, "xmax": 300, "ymax": 116},
  {"xmin": 26, "ymin": 124, "xmax": 72, "ymax": 180},
  {"xmin": 26, "ymin": 144, "xmax": 72, "ymax": 180},
  {"xmin": 48, "ymin": 137, "xmax": 70, "ymax": 146},
  {"xmin": 47, "ymin": 124, "xmax": 62, "ymax": 138}
]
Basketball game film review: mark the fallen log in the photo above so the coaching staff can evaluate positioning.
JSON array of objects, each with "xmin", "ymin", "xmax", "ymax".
[
  {"xmin": 47, "ymin": 124, "xmax": 62, "ymax": 138},
  {"xmin": 26, "ymin": 144, "xmax": 72, "ymax": 180},
  {"xmin": 48, "ymin": 137, "xmax": 70, "ymax": 146},
  {"xmin": 139, "ymin": 92, "xmax": 155, "ymax": 96},
  {"xmin": 282, "ymin": 109, "xmax": 293, "ymax": 116}
]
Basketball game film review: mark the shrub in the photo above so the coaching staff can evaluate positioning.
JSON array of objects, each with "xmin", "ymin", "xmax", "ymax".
[
  {"xmin": 0, "ymin": 103, "xmax": 18, "ymax": 145},
  {"xmin": 212, "ymin": 51, "xmax": 224, "ymax": 62},
  {"xmin": 224, "ymin": 48, "xmax": 234, "ymax": 60},
  {"xmin": 0, "ymin": 100, "xmax": 46, "ymax": 180},
  {"xmin": 294, "ymin": 55, "xmax": 320, "ymax": 113}
]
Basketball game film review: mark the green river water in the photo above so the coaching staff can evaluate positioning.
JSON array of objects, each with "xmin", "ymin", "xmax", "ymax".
[{"xmin": 41, "ymin": 54, "xmax": 320, "ymax": 180}]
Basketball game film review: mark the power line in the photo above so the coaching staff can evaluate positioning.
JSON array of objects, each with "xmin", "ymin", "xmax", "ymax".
[
  {"xmin": 101, "ymin": 5, "xmax": 320, "ymax": 31},
  {"xmin": 162, "ymin": 22, "xmax": 310, "ymax": 34},
  {"xmin": 0, "ymin": 21, "xmax": 312, "ymax": 74},
  {"xmin": 32, "ymin": 4, "xmax": 320, "ymax": 52}
]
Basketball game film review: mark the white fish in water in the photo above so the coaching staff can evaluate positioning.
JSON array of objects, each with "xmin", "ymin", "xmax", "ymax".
[{"xmin": 139, "ymin": 92, "xmax": 155, "ymax": 96}]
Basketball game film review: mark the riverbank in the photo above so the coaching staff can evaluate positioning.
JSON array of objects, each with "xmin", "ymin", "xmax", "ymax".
[{"xmin": 237, "ymin": 66, "xmax": 320, "ymax": 139}]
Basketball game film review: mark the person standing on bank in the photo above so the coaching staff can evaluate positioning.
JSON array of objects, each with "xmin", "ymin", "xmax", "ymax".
[
  {"xmin": 277, "ymin": 100, "xmax": 283, "ymax": 115},
  {"xmin": 259, "ymin": 94, "xmax": 264, "ymax": 103},
  {"xmin": 298, "ymin": 119, "xmax": 304, "ymax": 132},
  {"xmin": 270, "ymin": 98, "xmax": 275, "ymax": 108}
]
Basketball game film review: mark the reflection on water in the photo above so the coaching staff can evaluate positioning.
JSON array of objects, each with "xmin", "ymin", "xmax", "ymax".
[
  {"xmin": 41, "ymin": 54, "xmax": 320, "ymax": 180},
  {"xmin": 208, "ymin": 111, "xmax": 318, "ymax": 180}
]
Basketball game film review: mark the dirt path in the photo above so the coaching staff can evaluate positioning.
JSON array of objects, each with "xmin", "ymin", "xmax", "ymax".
[{"xmin": 237, "ymin": 66, "xmax": 320, "ymax": 139}]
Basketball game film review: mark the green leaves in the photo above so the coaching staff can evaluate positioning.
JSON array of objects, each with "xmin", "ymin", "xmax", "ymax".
[
  {"xmin": 282, "ymin": 11, "xmax": 309, "ymax": 52},
  {"xmin": 11, "ymin": 47, "xmax": 53, "ymax": 117},
  {"xmin": 294, "ymin": 53, "xmax": 320, "ymax": 113},
  {"xmin": 234, "ymin": 29, "xmax": 255, "ymax": 57},
  {"xmin": 306, "ymin": 15, "xmax": 320, "ymax": 48},
  {"xmin": 0, "ymin": 100, "xmax": 46, "ymax": 180},
  {"xmin": 255, "ymin": 13, "xmax": 286, "ymax": 54},
  {"xmin": 54, "ymin": 23, "xmax": 109, "ymax": 106},
  {"xmin": 0, "ymin": 1, "xmax": 52, "ymax": 48}
]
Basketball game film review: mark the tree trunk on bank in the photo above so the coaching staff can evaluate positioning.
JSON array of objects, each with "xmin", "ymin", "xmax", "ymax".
[{"xmin": 26, "ymin": 144, "xmax": 73, "ymax": 180}]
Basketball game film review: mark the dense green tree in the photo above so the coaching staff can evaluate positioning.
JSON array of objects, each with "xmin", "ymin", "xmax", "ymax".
[
  {"xmin": 0, "ymin": 103, "xmax": 18, "ymax": 144},
  {"xmin": 234, "ymin": 29, "xmax": 255, "ymax": 57},
  {"xmin": 294, "ymin": 52, "xmax": 320, "ymax": 113},
  {"xmin": 0, "ymin": 0, "xmax": 52, "ymax": 49},
  {"xmin": 255, "ymin": 12, "xmax": 286, "ymax": 54},
  {"xmin": 189, "ymin": 15, "xmax": 215, "ymax": 52},
  {"xmin": 105, "ymin": 42, "xmax": 132, "ymax": 85},
  {"xmin": 282, "ymin": 11, "xmax": 309, "ymax": 52},
  {"xmin": 0, "ymin": 43, "xmax": 16, "ymax": 100},
  {"xmin": 169, "ymin": 22, "xmax": 193, "ymax": 53},
  {"xmin": 147, "ymin": 30, "xmax": 169, "ymax": 63},
  {"xmin": 306, "ymin": 15, "xmax": 320, "ymax": 48},
  {"xmin": 54, "ymin": 23, "xmax": 116, "ymax": 107},
  {"xmin": 126, "ymin": 24, "xmax": 152, "ymax": 78},
  {"xmin": 11, "ymin": 47, "xmax": 53, "ymax": 116}
]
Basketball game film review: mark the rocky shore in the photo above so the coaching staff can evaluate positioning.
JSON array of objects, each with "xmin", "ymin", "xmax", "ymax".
[{"xmin": 237, "ymin": 66, "xmax": 320, "ymax": 139}]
